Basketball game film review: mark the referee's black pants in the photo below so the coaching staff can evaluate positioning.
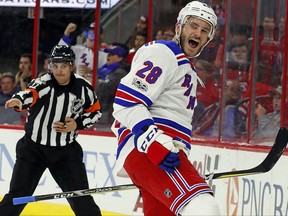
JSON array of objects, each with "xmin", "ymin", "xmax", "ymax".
[{"xmin": 0, "ymin": 137, "xmax": 101, "ymax": 216}]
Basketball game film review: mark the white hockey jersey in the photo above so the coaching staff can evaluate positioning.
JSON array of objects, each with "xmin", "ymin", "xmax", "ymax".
[
  {"xmin": 112, "ymin": 40, "xmax": 199, "ymax": 173},
  {"xmin": 59, "ymin": 38, "xmax": 93, "ymax": 75}
]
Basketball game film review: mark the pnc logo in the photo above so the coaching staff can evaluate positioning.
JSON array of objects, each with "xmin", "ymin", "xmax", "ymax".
[{"xmin": 227, "ymin": 169, "xmax": 239, "ymax": 216}]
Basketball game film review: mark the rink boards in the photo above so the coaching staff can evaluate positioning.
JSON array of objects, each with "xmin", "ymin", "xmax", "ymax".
[{"xmin": 0, "ymin": 128, "xmax": 287, "ymax": 216}]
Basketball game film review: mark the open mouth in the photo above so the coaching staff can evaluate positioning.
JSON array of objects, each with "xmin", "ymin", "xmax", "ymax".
[{"xmin": 188, "ymin": 39, "xmax": 199, "ymax": 48}]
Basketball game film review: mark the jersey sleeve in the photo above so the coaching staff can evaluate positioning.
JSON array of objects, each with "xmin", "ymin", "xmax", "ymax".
[
  {"xmin": 75, "ymin": 82, "xmax": 102, "ymax": 130},
  {"xmin": 12, "ymin": 77, "xmax": 47, "ymax": 110},
  {"xmin": 58, "ymin": 35, "xmax": 72, "ymax": 45},
  {"xmin": 112, "ymin": 43, "xmax": 178, "ymax": 134}
]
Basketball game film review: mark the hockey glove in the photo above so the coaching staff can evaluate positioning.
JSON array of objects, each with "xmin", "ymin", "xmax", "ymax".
[{"xmin": 134, "ymin": 125, "xmax": 180, "ymax": 173}]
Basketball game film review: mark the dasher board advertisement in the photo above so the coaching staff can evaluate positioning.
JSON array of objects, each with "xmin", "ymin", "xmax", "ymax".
[
  {"xmin": 0, "ymin": 0, "xmax": 120, "ymax": 9},
  {"xmin": 0, "ymin": 128, "xmax": 288, "ymax": 215}
]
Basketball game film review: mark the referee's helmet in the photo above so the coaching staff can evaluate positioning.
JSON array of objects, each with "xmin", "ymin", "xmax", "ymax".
[{"xmin": 49, "ymin": 45, "xmax": 75, "ymax": 63}]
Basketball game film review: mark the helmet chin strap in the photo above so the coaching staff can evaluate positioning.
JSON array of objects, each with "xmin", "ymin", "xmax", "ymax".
[{"xmin": 175, "ymin": 26, "xmax": 182, "ymax": 49}]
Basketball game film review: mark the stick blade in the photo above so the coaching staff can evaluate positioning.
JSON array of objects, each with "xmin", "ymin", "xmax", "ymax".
[{"xmin": 13, "ymin": 196, "xmax": 36, "ymax": 205}]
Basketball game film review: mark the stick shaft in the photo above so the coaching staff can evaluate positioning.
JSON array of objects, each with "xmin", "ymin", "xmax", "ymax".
[{"xmin": 13, "ymin": 184, "xmax": 136, "ymax": 205}]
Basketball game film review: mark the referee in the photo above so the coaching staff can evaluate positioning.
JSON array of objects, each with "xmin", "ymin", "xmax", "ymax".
[{"xmin": 0, "ymin": 45, "xmax": 102, "ymax": 216}]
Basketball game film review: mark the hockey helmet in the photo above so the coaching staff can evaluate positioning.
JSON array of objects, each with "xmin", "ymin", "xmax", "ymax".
[
  {"xmin": 49, "ymin": 45, "xmax": 75, "ymax": 63},
  {"xmin": 177, "ymin": 1, "xmax": 217, "ymax": 39}
]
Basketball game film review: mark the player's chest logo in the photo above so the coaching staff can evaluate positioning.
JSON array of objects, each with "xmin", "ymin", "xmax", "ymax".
[
  {"xmin": 181, "ymin": 73, "xmax": 196, "ymax": 110},
  {"xmin": 71, "ymin": 98, "xmax": 83, "ymax": 114}
]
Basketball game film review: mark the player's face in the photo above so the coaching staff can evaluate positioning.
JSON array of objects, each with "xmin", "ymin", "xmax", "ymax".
[
  {"xmin": 179, "ymin": 17, "xmax": 211, "ymax": 57},
  {"xmin": 51, "ymin": 62, "xmax": 73, "ymax": 85}
]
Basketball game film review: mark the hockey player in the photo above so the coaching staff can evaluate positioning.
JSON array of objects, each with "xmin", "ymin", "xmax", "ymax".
[
  {"xmin": 0, "ymin": 45, "xmax": 102, "ymax": 216},
  {"xmin": 111, "ymin": 1, "xmax": 220, "ymax": 215}
]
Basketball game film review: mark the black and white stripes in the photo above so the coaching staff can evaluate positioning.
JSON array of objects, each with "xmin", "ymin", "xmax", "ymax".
[{"xmin": 13, "ymin": 73, "xmax": 101, "ymax": 147}]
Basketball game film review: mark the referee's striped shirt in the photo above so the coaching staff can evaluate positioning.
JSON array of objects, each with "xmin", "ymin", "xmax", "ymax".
[{"xmin": 13, "ymin": 73, "xmax": 101, "ymax": 147}]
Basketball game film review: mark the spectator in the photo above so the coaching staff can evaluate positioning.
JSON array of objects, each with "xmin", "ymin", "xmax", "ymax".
[
  {"xmin": 240, "ymin": 63, "xmax": 273, "ymax": 122},
  {"xmin": 126, "ymin": 31, "xmax": 148, "ymax": 65},
  {"xmin": 194, "ymin": 80, "xmax": 246, "ymax": 139},
  {"xmin": 0, "ymin": 72, "xmax": 17, "ymax": 106},
  {"xmin": 162, "ymin": 25, "xmax": 175, "ymax": 40},
  {"xmin": 195, "ymin": 60, "xmax": 219, "ymax": 108},
  {"xmin": 76, "ymin": 23, "xmax": 107, "ymax": 48},
  {"xmin": 154, "ymin": 28, "xmax": 164, "ymax": 40},
  {"xmin": 58, "ymin": 22, "xmax": 107, "ymax": 79},
  {"xmin": 221, "ymin": 80, "xmax": 246, "ymax": 139},
  {"xmin": 192, "ymin": 60, "xmax": 219, "ymax": 130},
  {"xmin": 0, "ymin": 72, "xmax": 23, "ymax": 125},
  {"xmin": 15, "ymin": 53, "xmax": 32, "ymax": 91},
  {"xmin": 258, "ymin": 15, "xmax": 279, "ymax": 86},
  {"xmin": 259, "ymin": 16, "xmax": 277, "ymax": 43},
  {"xmin": 227, "ymin": 41, "xmax": 250, "ymax": 92},
  {"xmin": 228, "ymin": 42, "xmax": 250, "ymax": 66},
  {"xmin": 254, "ymin": 86, "xmax": 281, "ymax": 140},
  {"xmin": 96, "ymin": 45, "xmax": 128, "ymax": 125},
  {"xmin": 226, "ymin": 24, "xmax": 251, "ymax": 66},
  {"xmin": 125, "ymin": 15, "xmax": 148, "ymax": 49},
  {"xmin": 228, "ymin": 24, "xmax": 250, "ymax": 51}
]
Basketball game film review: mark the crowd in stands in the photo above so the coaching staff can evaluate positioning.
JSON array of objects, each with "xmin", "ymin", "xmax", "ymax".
[
  {"xmin": 0, "ymin": 72, "xmax": 25, "ymax": 125},
  {"xmin": 0, "ymin": 53, "xmax": 33, "ymax": 125},
  {"xmin": 96, "ymin": 45, "xmax": 128, "ymax": 125},
  {"xmin": 0, "ymin": 2, "xmax": 285, "ymax": 143},
  {"xmin": 190, "ymin": 1, "xmax": 285, "ymax": 142},
  {"xmin": 254, "ymin": 86, "xmax": 281, "ymax": 140}
]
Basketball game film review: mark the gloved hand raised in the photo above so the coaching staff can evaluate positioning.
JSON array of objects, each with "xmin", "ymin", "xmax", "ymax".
[{"xmin": 134, "ymin": 125, "xmax": 181, "ymax": 173}]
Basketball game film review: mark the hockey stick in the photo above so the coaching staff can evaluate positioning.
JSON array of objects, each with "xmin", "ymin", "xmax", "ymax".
[
  {"xmin": 13, "ymin": 127, "xmax": 288, "ymax": 205},
  {"xmin": 13, "ymin": 184, "xmax": 136, "ymax": 205}
]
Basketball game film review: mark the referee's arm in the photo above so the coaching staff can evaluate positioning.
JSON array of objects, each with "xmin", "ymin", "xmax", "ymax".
[{"xmin": 75, "ymin": 85, "xmax": 102, "ymax": 130}]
